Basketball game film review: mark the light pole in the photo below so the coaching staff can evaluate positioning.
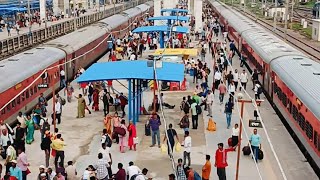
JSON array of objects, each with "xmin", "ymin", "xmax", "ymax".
[
  {"xmin": 284, "ymin": 0, "xmax": 289, "ymax": 41},
  {"xmin": 235, "ymin": 98, "xmax": 263, "ymax": 180},
  {"xmin": 113, "ymin": 0, "xmax": 116, "ymax": 15},
  {"xmin": 273, "ymin": 0, "xmax": 277, "ymax": 31},
  {"xmin": 73, "ymin": 1, "xmax": 77, "ymax": 30},
  {"xmin": 27, "ymin": 0, "xmax": 32, "ymax": 44},
  {"xmin": 104, "ymin": 0, "xmax": 106, "ymax": 17}
]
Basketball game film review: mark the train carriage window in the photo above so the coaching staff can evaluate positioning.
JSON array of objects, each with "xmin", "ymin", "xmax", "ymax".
[
  {"xmin": 1, "ymin": 109, "xmax": 5, "ymax": 115},
  {"xmin": 11, "ymin": 99, "xmax": 15, "ymax": 108},
  {"xmin": 318, "ymin": 134, "xmax": 320, "ymax": 151},
  {"xmin": 298, "ymin": 113, "xmax": 305, "ymax": 131},
  {"xmin": 292, "ymin": 105, "xmax": 298, "ymax": 120},
  {"xmin": 30, "ymin": 88, "xmax": 33, "ymax": 96},
  {"xmin": 21, "ymin": 92, "xmax": 25, "ymax": 101},
  {"xmin": 17, "ymin": 96, "xmax": 20, "ymax": 105},
  {"xmin": 305, "ymin": 121, "xmax": 313, "ymax": 140},
  {"xmin": 314, "ymin": 131, "xmax": 318, "ymax": 148},
  {"xmin": 34, "ymin": 85, "xmax": 37, "ymax": 93},
  {"xmin": 287, "ymin": 100, "xmax": 292, "ymax": 114},
  {"xmin": 282, "ymin": 94, "xmax": 287, "ymax": 107},
  {"xmin": 6, "ymin": 104, "xmax": 10, "ymax": 111},
  {"xmin": 26, "ymin": 90, "xmax": 29, "ymax": 99},
  {"xmin": 278, "ymin": 89, "xmax": 283, "ymax": 101}
]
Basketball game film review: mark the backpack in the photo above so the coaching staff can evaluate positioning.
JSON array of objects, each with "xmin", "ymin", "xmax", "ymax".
[
  {"xmin": 196, "ymin": 104, "xmax": 202, "ymax": 115},
  {"xmin": 130, "ymin": 174, "xmax": 142, "ymax": 180},
  {"xmin": 61, "ymin": 98, "xmax": 66, "ymax": 106},
  {"xmin": 109, "ymin": 96, "xmax": 114, "ymax": 104},
  {"xmin": 183, "ymin": 102, "xmax": 190, "ymax": 113},
  {"xmin": 257, "ymin": 86, "xmax": 262, "ymax": 94},
  {"xmin": 41, "ymin": 121, "xmax": 50, "ymax": 135},
  {"xmin": 104, "ymin": 134, "xmax": 112, "ymax": 147},
  {"xmin": 194, "ymin": 171, "xmax": 201, "ymax": 180}
]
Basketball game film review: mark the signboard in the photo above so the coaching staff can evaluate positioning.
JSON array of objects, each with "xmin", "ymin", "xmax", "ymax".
[
  {"xmin": 38, "ymin": 84, "xmax": 49, "ymax": 88},
  {"xmin": 249, "ymin": 119, "xmax": 263, "ymax": 128}
]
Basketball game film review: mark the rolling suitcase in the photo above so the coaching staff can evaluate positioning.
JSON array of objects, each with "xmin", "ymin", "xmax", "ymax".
[
  {"xmin": 242, "ymin": 146, "xmax": 251, "ymax": 156},
  {"xmin": 145, "ymin": 124, "xmax": 151, "ymax": 136},
  {"xmin": 258, "ymin": 149, "xmax": 264, "ymax": 160}
]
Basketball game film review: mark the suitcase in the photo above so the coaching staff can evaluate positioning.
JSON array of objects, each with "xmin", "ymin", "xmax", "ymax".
[
  {"xmin": 145, "ymin": 124, "xmax": 151, "ymax": 136},
  {"xmin": 242, "ymin": 146, "xmax": 251, "ymax": 156},
  {"xmin": 228, "ymin": 137, "xmax": 232, "ymax": 147},
  {"xmin": 258, "ymin": 149, "xmax": 264, "ymax": 160}
]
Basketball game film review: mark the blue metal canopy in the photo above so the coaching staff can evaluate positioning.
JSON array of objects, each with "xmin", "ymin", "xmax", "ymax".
[
  {"xmin": 132, "ymin": 25, "xmax": 189, "ymax": 33},
  {"xmin": 161, "ymin": 8, "xmax": 189, "ymax": 13},
  {"xmin": 77, "ymin": 60, "xmax": 185, "ymax": 83},
  {"xmin": 148, "ymin": 16, "xmax": 189, "ymax": 21}
]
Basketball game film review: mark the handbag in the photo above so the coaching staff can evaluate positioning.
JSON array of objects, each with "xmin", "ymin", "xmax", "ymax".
[
  {"xmin": 26, "ymin": 168, "xmax": 31, "ymax": 175},
  {"xmin": 133, "ymin": 137, "xmax": 139, "ymax": 144}
]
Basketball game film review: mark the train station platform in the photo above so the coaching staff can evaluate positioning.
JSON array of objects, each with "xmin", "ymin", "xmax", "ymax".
[
  {"xmin": 202, "ymin": 34, "xmax": 317, "ymax": 179},
  {"xmin": 0, "ymin": 4, "xmax": 121, "ymax": 41}
]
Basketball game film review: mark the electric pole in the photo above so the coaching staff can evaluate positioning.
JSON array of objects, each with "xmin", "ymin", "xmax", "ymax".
[{"xmin": 284, "ymin": 0, "xmax": 289, "ymax": 41}]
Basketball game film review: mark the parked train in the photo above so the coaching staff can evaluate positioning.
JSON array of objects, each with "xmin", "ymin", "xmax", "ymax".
[
  {"xmin": 208, "ymin": 0, "xmax": 320, "ymax": 176},
  {"xmin": 0, "ymin": 2, "xmax": 154, "ymax": 125}
]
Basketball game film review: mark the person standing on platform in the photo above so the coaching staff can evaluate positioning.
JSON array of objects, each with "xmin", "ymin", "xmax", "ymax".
[
  {"xmin": 65, "ymin": 161, "xmax": 77, "ymax": 180},
  {"xmin": 119, "ymin": 120, "xmax": 128, "ymax": 153},
  {"xmin": 190, "ymin": 99, "xmax": 198, "ymax": 129},
  {"xmin": 119, "ymin": 93, "xmax": 128, "ymax": 118},
  {"xmin": 224, "ymin": 98, "xmax": 234, "ymax": 129},
  {"xmin": 25, "ymin": 115, "xmax": 34, "ymax": 144},
  {"xmin": 16, "ymin": 112, "xmax": 26, "ymax": 133},
  {"xmin": 202, "ymin": 155, "xmax": 211, "ymax": 180},
  {"xmin": 206, "ymin": 90, "xmax": 214, "ymax": 118},
  {"xmin": 66, "ymin": 82, "xmax": 74, "ymax": 103},
  {"xmin": 88, "ymin": 83, "xmax": 94, "ymax": 106},
  {"xmin": 5, "ymin": 141, "xmax": 16, "ymax": 173},
  {"xmin": 92, "ymin": 89, "xmax": 100, "ymax": 111},
  {"xmin": 231, "ymin": 124, "xmax": 239, "ymax": 148},
  {"xmin": 183, "ymin": 131, "xmax": 192, "ymax": 167},
  {"xmin": 149, "ymin": 114, "xmax": 161, "ymax": 148},
  {"xmin": 163, "ymin": 124, "xmax": 180, "ymax": 158},
  {"xmin": 9, "ymin": 160, "xmax": 22, "ymax": 180},
  {"xmin": 102, "ymin": 90, "xmax": 110, "ymax": 117},
  {"xmin": 218, "ymin": 81, "xmax": 227, "ymax": 105},
  {"xmin": 233, "ymin": 69, "xmax": 239, "ymax": 91},
  {"xmin": 41, "ymin": 131, "xmax": 51, "ymax": 168},
  {"xmin": 215, "ymin": 143, "xmax": 234, "ymax": 180},
  {"xmin": 51, "ymin": 134, "xmax": 66, "ymax": 169},
  {"xmin": 54, "ymin": 99, "xmax": 62, "ymax": 124},
  {"xmin": 176, "ymin": 158, "xmax": 186, "ymax": 179},
  {"xmin": 127, "ymin": 121, "xmax": 137, "ymax": 151},
  {"xmin": 249, "ymin": 129, "xmax": 261, "ymax": 163},
  {"xmin": 239, "ymin": 69, "xmax": 248, "ymax": 91},
  {"xmin": 107, "ymin": 80, "xmax": 115, "ymax": 94},
  {"xmin": 214, "ymin": 69, "xmax": 222, "ymax": 90},
  {"xmin": 76, "ymin": 94, "xmax": 86, "ymax": 118},
  {"xmin": 17, "ymin": 148, "xmax": 29, "ymax": 180},
  {"xmin": 14, "ymin": 122, "xmax": 25, "ymax": 151},
  {"xmin": 95, "ymin": 153, "xmax": 109, "ymax": 180}
]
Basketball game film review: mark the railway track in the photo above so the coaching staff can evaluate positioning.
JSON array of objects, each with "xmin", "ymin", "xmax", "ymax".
[{"xmin": 232, "ymin": 6, "xmax": 320, "ymax": 61}]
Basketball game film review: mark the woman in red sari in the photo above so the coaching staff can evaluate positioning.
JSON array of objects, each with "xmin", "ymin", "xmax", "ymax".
[
  {"xmin": 127, "ymin": 121, "xmax": 137, "ymax": 151},
  {"xmin": 92, "ymin": 89, "xmax": 99, "ymax": 111}
]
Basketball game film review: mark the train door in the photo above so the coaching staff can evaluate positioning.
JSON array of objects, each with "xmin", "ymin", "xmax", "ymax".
[
  {"xmin": 263, "ymin": 64, "xmax": 268, "ymax": 92},
  {"xmin": 270, "ymin": 72, "xmax": 275, "ymax": 100},
  {"xmin": 71, "ymin": 53, "xmax": 76, "ymax": 79}
]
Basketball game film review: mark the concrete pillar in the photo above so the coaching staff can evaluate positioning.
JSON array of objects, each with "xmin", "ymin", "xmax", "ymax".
[
  {"xmin": 188, "ymin": 0, "xmax": 192, "ymax": 13},
  {"xmin": 312, "ymin": 19, "xmax": 320, "ymax": 41},
  {"xmin": 154, "ymin": 0, "xmax": 161, "ymax": 25},
  {"xmin": 64, "ymin": 0, "xmax": 70, "ymax": 17},
  {"xmin": 194, "ymin": 0, "xmax": 202, "ymax": 32},
  {"xmin": 39, "ymin": 0, "xmax": 46, "ymax": 21},
  {"xmin": 190, "ymin": 0, "xmax": 194, "ymax": 15},
  {"xmin": 53, "ymin": 0, "xmax": 61, "ymax": 16}
]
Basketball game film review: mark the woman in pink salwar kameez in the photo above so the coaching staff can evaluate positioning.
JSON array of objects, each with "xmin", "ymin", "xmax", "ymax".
[{"xmin": 119, "ymin": 120, "xmax": 128, "ymax": 153}]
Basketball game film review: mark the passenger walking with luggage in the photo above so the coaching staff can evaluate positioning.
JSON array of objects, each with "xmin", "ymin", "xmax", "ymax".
[{"xmin": 249, "ymin": 129, "xmax": 261, "ymax": 163}]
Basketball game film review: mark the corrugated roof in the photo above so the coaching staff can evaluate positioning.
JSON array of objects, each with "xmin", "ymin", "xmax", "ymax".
[
  {"xmin": 271, "ymin": 56, "xmax": 320, "ymax": 119},
  {"xmin": 77, "ymin": 60, "xmax": 185, "ymax": 82},
  {"xmin": 136, "ymin": 4, "xmax": 151, "ymax": 12},
  {"xmin": 0, "ymin": 47, "xmax": 65, "ymax": 93},
  {"xmin": 132, "ymin": 25, "xmax": 189, "ymax": 33},
  {"xmin": 122, "ymin": 7, "xmax": 142, "ymax": 18},
  {"xmin": 99, "ymin": 14, "xmax": 129, "ymax": 29},
  {"xmin": 148, "ymin": 16, "xmax": 189, "ymax": 21}
]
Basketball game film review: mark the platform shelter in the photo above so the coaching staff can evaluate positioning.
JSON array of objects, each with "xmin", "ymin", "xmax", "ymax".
[
  {"xmin": 161, "ymin": 8, "xmax": 189, "ymax": 16},
  {"xmin": 148, "ymin": 16, "xmax": 190, "ymax": 24},
  {"xmin": 77, "ymin": 60, "xmax": 185, "ymax": 124},
  {"xmin": 132, "ymin": 25, "xmax": 189, "ymax": 48}
]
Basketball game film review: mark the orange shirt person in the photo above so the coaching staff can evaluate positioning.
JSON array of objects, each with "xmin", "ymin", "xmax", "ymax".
[{"xmin": 202, "ymin": 155, "xmax": 211, "ymax": 180}]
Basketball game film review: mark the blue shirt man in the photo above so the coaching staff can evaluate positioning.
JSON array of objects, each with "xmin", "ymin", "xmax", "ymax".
[
  {"xmin": 9, "ymin": 160, "xmax": 22, "ymax": 180},
  {"xmin": 149, "ymin": 114, "xmax": 161, "ymax": 147},
  {"xmin": 249, "ymin": 129, "xmax": 261, "ymax": 162}
]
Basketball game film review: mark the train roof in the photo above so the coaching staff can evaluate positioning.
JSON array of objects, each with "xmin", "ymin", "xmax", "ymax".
[
  {"xmin": 210, "ymin": 0, "xmax": 305, "ymax": 63},
  {"xmin": 242, "ymin": 29, "xmax": 305, "ymax": 63},
  {"xmin": 137, "ymin": 4, "xmax": 152, "ymax": 12},
  {"xmin": 271, "ymin": 56, "xmax": 320, "ymax": 120},
  {"xmin": 43, "ymin": 25, "xmax": 107, "ymax": 54},
  {"xmin": 122, "ymin": 7, "xmax": 142, "ymax": 18},
  {"xmin": 0, "ymin": 47, "xmax": 65, "ymax": 93},
  {"xmin": 99, "ymin": 14, "xmax": 129, "ymax": 29}
]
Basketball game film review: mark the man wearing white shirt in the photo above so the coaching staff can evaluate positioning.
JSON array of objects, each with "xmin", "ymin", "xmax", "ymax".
[
  {"xmin": 231, "ymin": 124, "xmax": 239, "ymax": 148},
  {"xmin": 127, "ymin": 161, "xmax": 142, "ymax": 179},
  {"xmin": 54, "ymin": 99, "xmax": 62, "ymax": 124},
  {"xmin": 214, "ymin": 70, "xmax": 222, "ymax": 90},
  {"xmin": 239, "ymin": 69, "xmax": 248, "ymax": 91},
  {"xmin": 99, "ymin": 143, "xmax": 112, "ymax": 177},
  {"xmin": 183, "ymin": 131, "xmax": 192, "ymax": 167}
]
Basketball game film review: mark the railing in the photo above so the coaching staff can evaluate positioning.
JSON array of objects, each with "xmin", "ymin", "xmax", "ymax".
[{"xmin": 0, "ymin": 0, "xmax": 148, "ymax": 59}]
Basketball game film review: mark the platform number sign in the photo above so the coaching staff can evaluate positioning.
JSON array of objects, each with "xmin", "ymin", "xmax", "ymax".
[{"xmin": 249, "ymin": 119, "xmax": 263, "ymax": 128}]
